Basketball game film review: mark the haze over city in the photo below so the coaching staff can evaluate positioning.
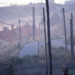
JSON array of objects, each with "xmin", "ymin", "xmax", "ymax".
[
  {"xmin": 0, "ymin": 0, "xmax": 75, "ymax": 75},
  {"xmin": 0, "ymin": 0, "xmax": 66, "ymax": 7}
]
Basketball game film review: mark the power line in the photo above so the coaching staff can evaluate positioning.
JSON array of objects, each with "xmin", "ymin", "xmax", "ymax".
[
  {"xmin": 0, "ymin": 20, "xmax": 18, "ymax": 26},
  {"xmin": 20, "ymin": 20, "xmax": 26, "ymax": 23},
  {"xmin": 0, "ymin": 20, "xmax": 27, "ymax": 26}
]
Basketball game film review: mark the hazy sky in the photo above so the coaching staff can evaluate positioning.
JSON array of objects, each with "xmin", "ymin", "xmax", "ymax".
[{"xmin": 0, "ymin": 0, "xmax": 66, "ymax": 6}]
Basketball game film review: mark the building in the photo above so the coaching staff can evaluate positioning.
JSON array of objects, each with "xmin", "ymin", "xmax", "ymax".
[{"xmin": 0, "ymin": 25, "xmax": 42, "ymax": 45}]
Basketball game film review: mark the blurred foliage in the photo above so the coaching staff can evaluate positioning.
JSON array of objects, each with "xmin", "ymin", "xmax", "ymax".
[
  {"xmin": 6, "ymin": 64, "xmax": 14, "ymax": 75},
  {"xmin": 6, "ymin": 57, "xmax": 23, "ymax": 65},
  {"xmin": 69, "ymin": 69, "xmax": 75, "ymax": 75}
]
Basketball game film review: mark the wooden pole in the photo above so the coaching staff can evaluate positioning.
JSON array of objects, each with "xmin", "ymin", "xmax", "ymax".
[
  {"xmin": 62, "ymin": 8, "xmax": 67, "ymax": 50},
  {"xmin": 70, "ymin": 13, "xmax": 74, "ymax": 56},
  {"xmin": 45, "ymin": 0, "xmax": 53, "ymax": 75},
  {"xmin": 43, "ymin": 7, "xmax": 48, "ymax": 75},
  {"xmin": 38, "ymin": 41, "xmax": 40, "ymax": 56},
  {"xmin": 19, "ymin": 19, "xmax": 21, "ymax": 49},
  {"xmin": 32, "ymin": 7, "xmax": 36, "ymax": 41}
]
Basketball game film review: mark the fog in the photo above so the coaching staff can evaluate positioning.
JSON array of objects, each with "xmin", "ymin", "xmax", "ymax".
[{"xmin": 0, "ymin": 0, "xmax": 75, "ymax": 75}]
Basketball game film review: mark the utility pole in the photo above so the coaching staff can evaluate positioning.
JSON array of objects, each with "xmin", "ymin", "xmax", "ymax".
[
  {"xmin": 39, "ymin": 23, "xmax": 40, "ymax": 30},
  {"xmin": 43, "ymin": 8, "xmax": 48, "ymax": 75},
  {"xmin": 45, "ymin": 0, "xmax": 53, "ymax": 75},
  {"xmin": 38, "ymin": 41, "xmax": 40, "ymax": 56},
  {"xmin": 62, "ymin": 8, "xmax": 67, "ymax": 50},
  {"xmin": 33, "ymin": 7, "xmax": 36, "ymax": 41},
  {"xmin": 39, "ymin": 13, "xmax": 42, "ymax": 30},
  {"xmin": 19, "ymin": 19, "xmax": 21, "ymax": 49},
  {"xmin": 70, "ymin": 13, "xmax": 74, "ymax": 56}
]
